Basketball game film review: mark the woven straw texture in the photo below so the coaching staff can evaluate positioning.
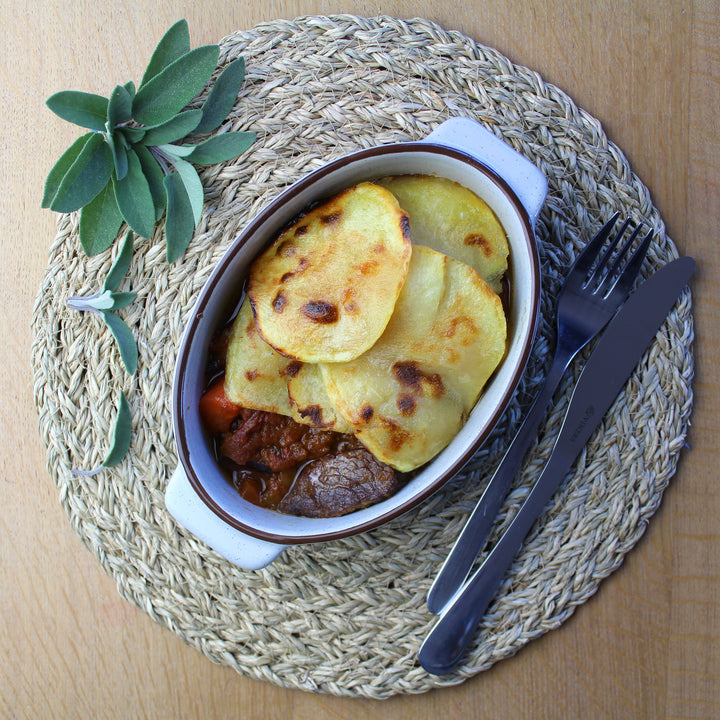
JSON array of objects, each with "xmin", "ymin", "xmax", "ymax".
[{"xmin": 31, "ymin": 15, "xmax": 694, "ymax": 697}]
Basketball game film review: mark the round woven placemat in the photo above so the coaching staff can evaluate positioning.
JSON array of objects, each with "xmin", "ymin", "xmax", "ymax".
[{"xmin": 31, "ymin": 15, "xmax": 694, "ymax": 698}]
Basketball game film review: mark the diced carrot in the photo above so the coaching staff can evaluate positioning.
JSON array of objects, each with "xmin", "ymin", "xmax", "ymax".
[{"xmin": 199, "ymin": 378, "xmax": 242, "ymax": 434}]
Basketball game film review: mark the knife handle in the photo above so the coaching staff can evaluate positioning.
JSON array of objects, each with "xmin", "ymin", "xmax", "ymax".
[{"xmin": 418, "ymin": 451, "xmax": 571, "ymax": 675}]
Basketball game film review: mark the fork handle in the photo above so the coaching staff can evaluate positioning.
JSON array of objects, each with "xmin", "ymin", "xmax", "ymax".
[{"xmin": 426, "ymin": 347, "xmax": 571, "ymax": 614}]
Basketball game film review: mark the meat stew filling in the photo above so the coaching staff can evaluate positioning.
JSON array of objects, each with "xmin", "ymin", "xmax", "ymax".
[{"xmin": 200, "ymin": 331, "xmax": 403, "ymax": 518}]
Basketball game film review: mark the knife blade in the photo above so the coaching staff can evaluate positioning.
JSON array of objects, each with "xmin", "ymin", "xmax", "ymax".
[{"xmin": 418, "ymin": 256, "xmax": 695, "ymax": 675}]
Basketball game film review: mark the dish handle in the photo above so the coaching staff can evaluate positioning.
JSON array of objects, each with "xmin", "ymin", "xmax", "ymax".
[
  {"xmin": 165, "ymin": 464, "xmax": 287, "ymax": 570},
  {"xmin": 424, "ymin": 117, "xmax": 547, "ymax": 223}
]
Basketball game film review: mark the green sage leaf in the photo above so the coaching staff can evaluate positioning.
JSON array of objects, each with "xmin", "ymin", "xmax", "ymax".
[
  {"xmin": 163, "ymin": 173, "xmax": 195, "ymax": 263},
  {"xmin": 116, "ymin": 130, "xmax": 130, "ymax": 150},
  {"xmin": 141, "ymin": 109, "xmax": 202, "ymax": 145},
  {"xmin": 108, "ymin": 132, "xmax": 129, "ymax": 180},
  {"xmin": 184, "ymin": 131, "xmax": 255, "ymax": 165},
  {"xmin": 107, "ymin": 291, "xmax": 137, "ymax": 310},
  {"xmin": 46, "ymin": 90, "xmax": 108, "ymax": 131},
  {"xmin": 119, "ymin": 126, "xmax": 146, "ymax": 143},
  {"xmin": 103, "ymin": 392, "xmax": 132, "ymax": 467},
  {"xmin": 79, "ymin": 183, "xmax": 123, "ymax": 255},
  {"xmin": 113, "ymin": 149, "xmax": 156, "ymax": 238},
  {"xmin": 107, "ymin": 84, "xmax": 133, "ymax": 129},
  {"xmin": 101, "ymin": 311, "xmax": 138, "ymax": 374},
  {"xmin": 124, "ymin": 81, "xmax": 136, "ymax": 100},
  {"xmin": 156, "ymin": 142, "xmax": 195, "ymax": 157},
  {"xmin": 103, "ymin": 230, "xmax": 134, "ymax": 291},
  {"xmin": 49, "ymin": 133, "xmax": 114, "ymax": 213},
  {"xmin": 134, "ymin": 145, "xmax": 167, "ymax": 221},
  {"xmin": 169, "ymin": 155, "xmax": 203, "ymax": 224},
  {"xmin": 42, "ymin": 133, "xmax": 93, "ymax": 208},
  {"xmin": 194, "ymin": 56, "xmax": 246, "ymax": 134},
  {"xmin": 139, "ymin": 19, "xmax": 191, "ymax": 88},
  {"xmin": 133, "ymin": 44, "xmax": 220, "ymax": 126}
]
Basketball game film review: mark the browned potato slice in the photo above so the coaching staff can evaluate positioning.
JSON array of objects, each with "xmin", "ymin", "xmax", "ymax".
[
  {"xmin": 320, "ymin": 245, "xmax": 506, "ymax": 472},
  {"xmin": 247, "ymin": 182, "xmax": 412, "ymax": 363},
  {"xmin": 224, "ymin": 296, "xmax": 296, "ymax": 416},
  {"xmin": 376, "ymin": 174, "xmax": 509, "ymax": 292},
  {"xmin": 287, "ymin": 363, "xmax": 353, "ymax": 433}
]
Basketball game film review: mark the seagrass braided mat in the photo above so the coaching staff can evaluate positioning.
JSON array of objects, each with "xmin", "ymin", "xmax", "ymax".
[{"xmin": 30, "ymin": 15, "xmax": 694, "ymax": 698}]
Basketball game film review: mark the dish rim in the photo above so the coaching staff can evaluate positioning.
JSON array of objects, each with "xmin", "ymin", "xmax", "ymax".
[{"xmin": 173, "ymin": 142, "xmax": 541, "ymax": 544}]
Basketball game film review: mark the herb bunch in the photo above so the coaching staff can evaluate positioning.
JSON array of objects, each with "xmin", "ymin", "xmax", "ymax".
[{"xmin": 42, "ymin": 19, "xmax": 255, "ymax": 262}]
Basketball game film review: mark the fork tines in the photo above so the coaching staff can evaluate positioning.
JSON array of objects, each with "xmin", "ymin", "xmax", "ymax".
[{"xmin": 581, "ymin": 213, "xmax": 654, "ymax": 296}]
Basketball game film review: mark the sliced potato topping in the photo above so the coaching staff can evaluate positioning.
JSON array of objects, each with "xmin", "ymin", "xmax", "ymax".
[
  {"xmin": 319, "ymin": 245, "xmax": 506, "ymax": 472},
  {"xmin": 288, "ymin": 363, "xmax": 353, "ymax": 433},
  {"xmin": 223, "ymin": 179, "xmax": 508, "ymax": 472},
  {"xmin": 376, "ymin": 174, "xmax": 509, "ymax": 293},
  {"xmin": 247, "ymin": 182, "xmax": 412, "ymax": 363},
  {"xmin": 224, "ymin": 296, "xmax": 297, "ymax": 416}
]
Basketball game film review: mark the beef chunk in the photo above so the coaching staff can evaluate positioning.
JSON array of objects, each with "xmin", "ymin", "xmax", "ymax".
[
  {"xmin": 219, "ymin": 408, "xmax": 355, "ymax": 472},
  {"xmin": 277, "ymin": 448, "xmax": 398, "ymax": 518}
]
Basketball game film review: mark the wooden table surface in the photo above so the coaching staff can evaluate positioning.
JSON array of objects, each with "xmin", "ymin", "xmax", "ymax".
[{"xmin": 3, "ymin": 1, "xmax": 718, "ymax": 718}]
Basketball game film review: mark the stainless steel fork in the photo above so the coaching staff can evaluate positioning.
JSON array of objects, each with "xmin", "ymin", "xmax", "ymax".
[{"xmin": 426, "ymin": 213, "xmax": 653, "ymax": 614}]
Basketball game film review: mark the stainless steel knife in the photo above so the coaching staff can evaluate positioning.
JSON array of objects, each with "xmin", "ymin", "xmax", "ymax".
[{"xmin": 418, "ymin": 256, "xmax": 696, "ymax": 675}]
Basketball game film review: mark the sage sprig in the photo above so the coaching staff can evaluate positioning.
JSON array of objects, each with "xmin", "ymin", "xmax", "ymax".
[
  {"xmin": 67, "ymin": 230, "xmax": 138, "ymax": 374},
  {"xmin": 43, "ymin": 19, "xmax": 255, "ymax": 262}
]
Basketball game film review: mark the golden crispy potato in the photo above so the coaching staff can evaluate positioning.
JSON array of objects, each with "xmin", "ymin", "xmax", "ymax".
[
  {"xmin": 320, "ymin": 245, "xmax": 506, "ymax": 472},
  {"xmin": 247, "ymin": 182, "xmax": 412, "ymax": 363},
  {"xmin": 376, "ymin": 174, "xmax": 509, "ymax": 292},
  {"xmin": 224, "ymin": 296, "xmax": 297, "ymax": 416},
  {"xmin": 287, "ymin": 363, "xmax": 353, "ymax": 433}
]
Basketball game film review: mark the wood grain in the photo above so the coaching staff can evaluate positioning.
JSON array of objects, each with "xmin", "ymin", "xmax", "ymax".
[{"xmin": 2, "ymin": 1, "xmax": 718, "ymax": 718}]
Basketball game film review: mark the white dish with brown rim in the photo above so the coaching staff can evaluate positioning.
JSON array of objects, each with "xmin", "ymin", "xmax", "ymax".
[{"xmin": 165, "ymin": 117, "xmax": 546, "ymax": 570}]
